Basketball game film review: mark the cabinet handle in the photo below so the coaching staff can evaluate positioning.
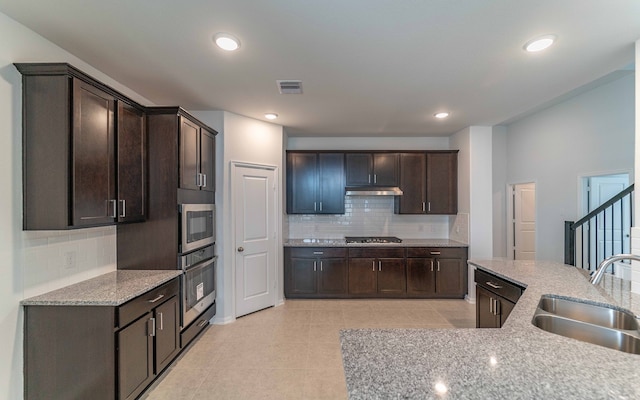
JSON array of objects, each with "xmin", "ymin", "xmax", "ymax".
[
  {"xmin": 197, "ymin": 320, "xmax": 208, "ymax": 327},
  {"xmin": 202, "ymin": 173, "xmax": 207, "ymax": 188},
  {"xmin": 486, "ymin": 282, "xmax": 503, "ymax": 290},
  {"xmin": 109, "ymin": 199, "xmax": 117, "ymax": 218},
  {"xmin": 437, "ymin": 261, "xmax": 440, "ymax": 272},
  {"xmin": 368, "ymin": 174, "xmax": 371, "ymax": 184},
  {"xmin": 313, "ymin": 251, "xmax": 324, "ymax": 255},
  {"xmin": 119, "ymin": 200, "xmax": 126, "ymax": 218},
  {"xmin": 149, "ymin": 318, "xmax": 156, "ymax": 337},
  {"xmin": 320, "ymin": 261, "xmax": 323, "ymax": 272},
  {"xmin": 314, "ymin": 202, "xmax": 317, "ymax": 212},
  {"xmin": 158, "ymin": 312, "xmax": 164, "ymax": 331},
  {"xmin": 314, "ymin": 261, "xmax": 317, "ymax": 272},
  {"xmin": 196, "ymin": 173, "xmax": 201, "ymax": 187},
  {"xmin": 148, "ymin": 294, "xmax": 165, "ymax": 303},
  {"xmin": 430, "ymin": 260, "xmax": 434, "ymax": 272},
  {"xmin": 378, "ymin": 261, "xmax": 381, "ymax": 271},
  {"xmin": 489, "ymin": 297, "xmax": 493, "ymax": 314},
  {"xmin": 422, "ymin": 202, "xmax": 426, "ymax": 212},
  {"xmin": 319, "ymin": 202, "xmax": 323, "ymax": 211},
  {"xmin": 374, "ymin": 174, "xmax": 377, "ymax": 184},
  {"xmin": 428, "ymin": 202, "xmax": 431, "ymax": 212},
  {"xmin": 430, "ymin": 251, "xmax": 441, "ymax": 255},
  {"xmin": 494, "ymin": 299, "xmax": 500, "ymax": 316},
  {"xmin": 372, "ymin": 261, "xmax": 375, "ymax": 271}
]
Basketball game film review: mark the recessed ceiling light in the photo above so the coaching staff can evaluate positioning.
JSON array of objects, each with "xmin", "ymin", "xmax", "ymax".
[
  {"xmin": 434, "ymin": 112, "xmax": 450, "ymax": 119},
  {"xmin": 264, "ymin": 113, "xmax": 278, "ymax": 120},
  {"xmin": 214, "ymin": 32, "xmax": 241, "ymax": 51},
  {"xmin": 523, "ymin": 34, "xmax": 556, "ymax": 52}
]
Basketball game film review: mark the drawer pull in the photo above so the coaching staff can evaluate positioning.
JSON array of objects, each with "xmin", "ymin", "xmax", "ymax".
[
  {"xmin": 485, "ymin": 282, "xmax": 502, "ymax": 289},
  {"xmin": 430, "ymin": 251, "xmax": 441, "ymax": 255},
  {"xmin": 314, "ymin": 261, "xmax": 317, "ymax": 272},
  {"xmin": 313, "ymin": 251, "xmax": 324, "ymax": 255},
  {"xmin": 197, "ymin": 320, "xmax": 208, "ymax": 327},
  {"xmin": 148, "ymin": 294, "xmax": 165, "ymax": 303}
]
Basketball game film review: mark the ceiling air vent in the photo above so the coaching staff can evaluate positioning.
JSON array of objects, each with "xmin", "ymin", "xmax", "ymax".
[{"xmin": 277, "ymin": 80, "xmax": 303, "ymax": 94}]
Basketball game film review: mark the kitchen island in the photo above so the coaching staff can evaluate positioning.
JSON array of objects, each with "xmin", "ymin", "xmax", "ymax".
[{"xmin": 340, "ymin": 259, "xmax": 640, "ymax": 399}]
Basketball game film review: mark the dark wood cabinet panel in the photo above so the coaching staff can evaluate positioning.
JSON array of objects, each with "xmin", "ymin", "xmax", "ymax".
[
  {"xmin": 377, "ymin": 258, "xmax": 406, "ymax": 295},
  {"xmin": 435, "ymin": 258, "xmax": 466, "ymax": 296},
  {"xmin": 475, "ymin": 269, "xmax": 523, "ymax": 328},
  {"xmin": 286, "ymin": 152, "xmax": 344, "ymax": 214},
  {"xmin": 476, "ymin": 286, "xmax": 498, "ymax": 328},
  {"xmin": 396, "ymin": 153, "xmax": 427, "ymax": 214},
  {"xmin": 72, "ymin": 79, "xmax": 117, "ymax": 226},
  {"xmin": 154, "ymin": 296, "xmax": 180, "ymax": 373},
  {"xmin": 200, "ymin": 129, "xmax": 216, "ymax": 192},
  {"xmin": 346, "ymin": 152, "xmax": 398, "ymax": 187},
  {"xmin": 426, "ymin": 151, "xmax": 458, "ymax": 214},
  {"xmin": 318, "ymin": 257, "xmax": 348, "ymax": 294},
  {"xmin": 180, "ymin": 117, "xmax": 200, "ymax": 191},
  {"xmin": 348, "ymin": 258, "xmax": 378, "ymax": 295},
  {"xmin": 288, "ymin": 257, "xmax": 318, "ymax": 294},
  {"xmin": 117, "ymin": 102, "xmax": 146, "ymax": 222},
  {"xmin": 406, "ymin": 258, "xmax": 436, "ymax": 295},
  {"xmin": 499, "ymin": 298, "xmax": 516, "ymax": 327},
  {"xmin": 118, "ymin": 313, "xmax": 154, "ymax": 400}
]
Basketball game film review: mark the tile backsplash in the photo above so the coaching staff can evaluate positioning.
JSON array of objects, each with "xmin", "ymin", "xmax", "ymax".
[{"xmin": 287, "ymin": 196, "xmax": 459, "ymax": 240}]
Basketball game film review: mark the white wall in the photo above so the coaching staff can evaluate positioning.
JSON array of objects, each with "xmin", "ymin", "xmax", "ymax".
[
  {"xmin": 0, "ymin": 11, "xmax": 154, "ymax": 400},
  {"xmin": 192, "ymin": 111, "xmax": 284, "ymax": 324},
  {"xmin": 492, "ymin": 126, "xmax": 508, "ymax": 258},
  {"xmin": 505, "ymin": 72, "xmax": 634, "ymax": 262}
]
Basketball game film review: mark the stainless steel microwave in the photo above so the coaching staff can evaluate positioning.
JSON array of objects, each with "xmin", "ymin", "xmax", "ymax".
[{"xmin": 180, "ymin": 203, "xmax": 215, "ymax": 253}]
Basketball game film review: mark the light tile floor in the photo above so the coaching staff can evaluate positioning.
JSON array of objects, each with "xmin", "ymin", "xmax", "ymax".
[{"xmin": 142, "ymin": 299, "xmax": 476, "ymax": 400}]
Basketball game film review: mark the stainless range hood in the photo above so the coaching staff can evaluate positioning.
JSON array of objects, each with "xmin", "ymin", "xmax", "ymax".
[{"xmin": 345, "ymin": 186, "xmax": 403, "ymax": 196}]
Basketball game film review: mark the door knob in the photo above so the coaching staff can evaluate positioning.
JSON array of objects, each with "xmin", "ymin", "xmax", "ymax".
[{"xmin": 237, "ymin": 247, "xmax": 244, "ymax": 252}]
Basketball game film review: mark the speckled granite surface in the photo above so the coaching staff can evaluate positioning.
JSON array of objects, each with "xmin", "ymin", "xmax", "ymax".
[
  {"xmin": 21, "ymin": 270, "xmax": 182, "ymax": 306},
  {"xmin": 284, "ymin": 238, "xmax": 468, "ymax": 247},
  {"xmin": 340, "ymin": 259, "xmax": 640, "ymax": 399}
]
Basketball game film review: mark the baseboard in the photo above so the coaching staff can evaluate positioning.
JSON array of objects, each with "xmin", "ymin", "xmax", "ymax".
[{"xmin": 211, "ymin": 315, "xmax": 235, "ymax": 325}]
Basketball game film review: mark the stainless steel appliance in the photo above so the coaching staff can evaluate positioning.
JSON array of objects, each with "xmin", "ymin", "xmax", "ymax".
[
  {"xmin": 181, "ymin": 245, "xmax": 216, "ymax": 327},
  {"xmin": 180, "ymin": 203, "xmax": 215, "ymax": 253},
  {"xmin": 345, "ymin": 236, "xmax": 403, "ymax": 244}
]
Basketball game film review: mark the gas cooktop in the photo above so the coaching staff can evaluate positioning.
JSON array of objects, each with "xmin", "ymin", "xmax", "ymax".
[{"xmin": 345, "ymin": 236, "xmax": 402, "ymax": 244}]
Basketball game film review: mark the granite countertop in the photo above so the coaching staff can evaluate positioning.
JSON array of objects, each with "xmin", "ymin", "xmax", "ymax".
[
  {"xmin": 284, "ymin": 238, "xmax": 468, "ymax": 247},
  {"xmin": 21, "ymin": 270, "xmax": 183, "ymax": 306},
  {"xmin": 340, "ymin": 259, "xmax": 640, "ymax": 399}
]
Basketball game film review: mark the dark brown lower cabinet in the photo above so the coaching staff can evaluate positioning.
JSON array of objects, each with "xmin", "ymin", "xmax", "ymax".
[
  {"xmin": 348, "ymin": 248, "xmax": 406, "ymax": 297},
  {"xmin": 406, "ymin": 247, "xmax": 468, "ymax": 298},
  {"xmin": 475, "ymin": 269, "xmax": 524, "ymax": 328},
  {"xmin": 24, "ymin": 278, "xmax": 181, "ymax": 400},
  {"xmin": 284, "ymin": 247, "xmax": 348, "ymax": 298}
]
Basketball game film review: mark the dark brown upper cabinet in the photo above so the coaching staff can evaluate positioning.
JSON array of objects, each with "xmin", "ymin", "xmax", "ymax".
[
  {"xmin": 16, "ymin": 63, "xmax": 147, "ymax": 229},
  {"xmin": 395, "ymin": 153, "xmax": 427, "ymax": 214},
  {"xmin": 345, "ymin": 153, "xmax": 399, "ymax": 187},
  {"xmin": 180, "ymin": 117, "xmax": 215, "ymax": 193},
  {"xmin": 286, "ymin": 151, "xmax": 345, "ymax": 214},
  {"xmin": 117, "ymin": 102, "xmax": 147, "ymax": 223},
  {"xmin": 426, "ymin": 151, "xmax": 458, "ymax": 214}
]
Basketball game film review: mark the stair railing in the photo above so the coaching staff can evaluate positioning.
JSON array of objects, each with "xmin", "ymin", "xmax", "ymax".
[{"xmin": 564, "ymin": 184, "xmax": 634, "ymax": 271}]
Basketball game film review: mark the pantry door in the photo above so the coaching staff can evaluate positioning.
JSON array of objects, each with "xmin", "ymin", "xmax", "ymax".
[
  {"xmin": 232, "ymin": 163, "xmax": 277, "ymax": 317},
  {"xmin": 513, "ymin": 183, "xmax": 536, "ymax": 260}
]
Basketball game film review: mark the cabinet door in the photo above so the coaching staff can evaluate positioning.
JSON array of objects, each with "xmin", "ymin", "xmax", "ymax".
[
  {"xmin": 348, "ymin": 258, "xmax": 377, "ymax": 294},
  {"xmin": 377, "ymin": 258, "xmax": 406, "ymax": 295},
  {"xmin": 286, "ymin": 152, "xmax": 318, "ymax": 214},
  {"xmin": 180, "ymin": 117, "xmax": 200, "ymax": 191},
  {"xmin": 200, "ymin": 129, "xmax": 216, "ymax": 193},
  {"xmin": 372, "ymin": 153, "xmax": 399, "ymax": 186},
  {"xmin": 154, "ymin": 296, "xmax": 180, "ymax": 373},
  {"xmin": 117, "ymin": 102, "xmax": 146, "ymax": 222},
  {"xmin": 476, "ymin": 286, "xmax": 499, "ymax": 328},
  {"xmin": 498, "ymin": 298, "xmax": 516, "ymax": 327},
  {"xmin": 426, "ymin": 152, "xmax": 457, "ymax": 214},
  {"xmin": 396, "ymin": 153, "xmax": 426, "ymax": 214},
  {"xmin": 435, "ymin": 257, "xmax": 466, "ymax": 297},
  {"xmin": 318, "ymin": 153, "xmax": 345, "ymax": 214},
  {"xmin": 118, "ymin": 313, "xmax": 153, "ymax": 400},
  {"xmin": 287, "ymin": 257, "xmax": 318, "ymax": 295},
  {"xmin": 345, "ymin": 153, "xmax": 372, "ymax": 186},
  {"xmin": 318, "ymin": 257, "xmax": 348, "ymax": 294},
  {"xmin": 72, "ymin": 78, "xmax": 116, "ymax": 226},
  {"xmin": 406, "ymin": 258, "xmax": 435, "ymax": 296}
]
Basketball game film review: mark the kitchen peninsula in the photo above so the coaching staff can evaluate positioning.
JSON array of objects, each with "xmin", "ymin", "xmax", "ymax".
[{"xmin": 340, "ymin": 259, "xmax": 640, "ymax": 399}]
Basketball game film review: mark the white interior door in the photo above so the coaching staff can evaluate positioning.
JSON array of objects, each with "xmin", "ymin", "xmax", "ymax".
[
  {"xmin": 513, "ymin": 183, "xmax": 536, "ymax": 260},
  {"xmin": 233, "ymin": 164, "xmax": 277, "ymax": 317}
]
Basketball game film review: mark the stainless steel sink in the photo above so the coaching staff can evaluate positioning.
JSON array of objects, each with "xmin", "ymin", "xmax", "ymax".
[
  {"xmin": 537, "ymin": 295, "xmax": 637, "ymax": 330},
  {"xmin": 532, "ymin": 295, "xmax": 640, "ymax": 355}
]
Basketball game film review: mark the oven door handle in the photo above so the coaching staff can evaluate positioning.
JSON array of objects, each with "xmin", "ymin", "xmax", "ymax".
[{"xmin": 183, "ymin": 256, "xmax": 217, "ymax": 273}]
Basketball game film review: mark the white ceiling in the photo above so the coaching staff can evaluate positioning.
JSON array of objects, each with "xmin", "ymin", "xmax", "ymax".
[{"xmin": 0, "ymin": 0, "xmax": 638, "ymax": 137}]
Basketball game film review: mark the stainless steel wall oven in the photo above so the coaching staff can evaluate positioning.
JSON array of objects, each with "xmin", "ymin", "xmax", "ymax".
[
  {"xmin": 180, "ymin": 203, "xmax": 215, "ymax": 254},
  {"xmin": 181, "ymin": 244, "xmax": 216, "ymax": 327}
]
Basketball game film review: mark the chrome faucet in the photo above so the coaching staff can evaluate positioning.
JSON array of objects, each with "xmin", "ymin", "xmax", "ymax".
[{"xmin": 589, "ymin": 254, "xmax": 640, "ymax": 284}]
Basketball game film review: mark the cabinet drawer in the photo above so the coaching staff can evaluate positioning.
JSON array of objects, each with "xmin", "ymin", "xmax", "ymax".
[
  {"xmin": 406, "ymin": 247, "xmax": 467, "ymax": 259},
  {"xmin": 475, "ymin": 269, "xmax": 523, "ymax": 304},
  {"xmin": 118, "ymin": 278, "xmax": 179, "ymax": 328},
  {"xmin": 348, "ymin": 248, "xmax": 404, "ymax": 258},
  {"xmin": 288, "ymin": 247, "xmax": 347, "ymax": 258}
]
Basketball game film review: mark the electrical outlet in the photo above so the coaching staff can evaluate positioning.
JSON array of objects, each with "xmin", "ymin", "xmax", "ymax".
[{"xmin": 64, "ymin": 251, "xmax": 77, "ymax": 270}]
